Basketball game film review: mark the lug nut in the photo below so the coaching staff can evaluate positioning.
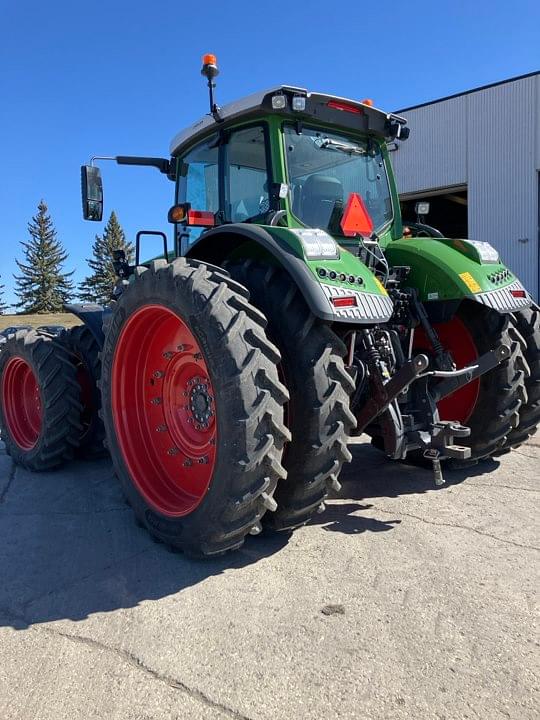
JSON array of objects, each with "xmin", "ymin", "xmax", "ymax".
[
  {"xmin": 153, "ymin": 370, "xmax": 164, "ymax": 379},
  {"xmin": 150, "ymin": 397, "xmax": 162, "ymax": 405}
]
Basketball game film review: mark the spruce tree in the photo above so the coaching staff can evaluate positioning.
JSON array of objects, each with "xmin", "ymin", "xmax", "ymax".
[
  {"xmin": 14, "ymin": 200, "xmax": 75, "ymax": 313},
  {"xmin": 78, "ymin": 211, "xmax": 134, "ymax": 304},
  {"xmin": 0, "ymin": 276, "xmax": 8, "ymax": 314}
]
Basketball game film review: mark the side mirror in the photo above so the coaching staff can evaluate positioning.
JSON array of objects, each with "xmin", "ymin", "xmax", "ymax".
[{"xmin": 81, "ymin": 165, "xmax": 103, "ymax": 221}]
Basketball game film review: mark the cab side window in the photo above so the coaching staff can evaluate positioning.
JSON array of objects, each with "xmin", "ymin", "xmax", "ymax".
[
  {"xmin": 225, "ymin": 126, "xmax": 270, "ymax": 222},
  {"xmin": 177, "ymin": 135, "xmax": 219, "ymax": 250}
]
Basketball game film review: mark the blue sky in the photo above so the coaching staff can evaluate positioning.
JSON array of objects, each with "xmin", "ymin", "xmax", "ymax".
[{"xmin": 1, "ymin": 0, "xmax": 538, "ymax": 310}]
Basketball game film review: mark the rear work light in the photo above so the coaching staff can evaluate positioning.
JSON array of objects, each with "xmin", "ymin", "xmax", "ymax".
[
  {"xmin": 327, "ymin": 100, "xmax": 363, "ymax": 115},
  {"xmin": 292, "ymin": 95, "xmax": 306, "ymax": 111},
  {"xmin": 272, "ymin": 93, "xmax": 287, "ymax": 109},
  {"xmin": 331, "ymin": 296, "xmax": 358, "ymax": 308}
]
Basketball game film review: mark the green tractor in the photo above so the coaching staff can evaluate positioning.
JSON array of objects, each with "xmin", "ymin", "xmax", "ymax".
[{"xmin": 1, "ymin": 55, "xmax": 538, "ymax": 557}]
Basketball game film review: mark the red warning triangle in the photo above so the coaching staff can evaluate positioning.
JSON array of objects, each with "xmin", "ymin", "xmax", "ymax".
[{"xmin": 340, "ymin": 192, "xmax": 374, "ymax": 237}]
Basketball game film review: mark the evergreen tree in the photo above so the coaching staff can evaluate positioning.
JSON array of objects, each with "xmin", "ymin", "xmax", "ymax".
[
  {"xmin": 78, "ymin": 211, "xmax": 134, "ymax": 304},
  {"xmin": 14, "ymin": 200, "xmax": 75, "ymax": 313},
  {"xmin": 0, "ymin": 276, "xmax": 8, "ymax": 314}
]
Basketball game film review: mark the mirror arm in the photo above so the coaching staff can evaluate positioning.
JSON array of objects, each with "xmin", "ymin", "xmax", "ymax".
[
  {"xmin": 90, "ymin": 155, "xmax": 176, "ymax": 179},
  {"xmin": 116, "ymin": 156, "xmax": 174, "ymax": 178}
]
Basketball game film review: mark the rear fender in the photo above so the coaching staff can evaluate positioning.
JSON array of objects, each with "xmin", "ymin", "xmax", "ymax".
[
  {"xmin": 185, "ymin": 224, "xmax": 393, "ymax": 324},
  {"xmin": 64, "ymin": 303, "xmax": 111, "ymax": 349},
  {"xmin": 386, "ymin": 238, "xmax": 532, "ymax": 313}
]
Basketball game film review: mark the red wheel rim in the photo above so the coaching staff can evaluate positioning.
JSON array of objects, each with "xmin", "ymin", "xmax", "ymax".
[
  {"xmin": 1, "ymin": 357, "xmax": 42, "ymax": 450},
  {"xmin": 111, "ymin": 305, "xmax": 217, "ymax": 517},
  {"xmin": 413, "ymin": 315, "xmax": 480, "ymax": 425}
]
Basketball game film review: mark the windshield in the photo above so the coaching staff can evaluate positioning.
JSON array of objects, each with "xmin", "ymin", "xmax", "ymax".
[{"xmin": 284, "ymin": 125, "xmax": 393, "ymax": 235}]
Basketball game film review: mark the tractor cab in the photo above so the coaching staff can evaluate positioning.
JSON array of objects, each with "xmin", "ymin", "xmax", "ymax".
[{"xmin": 166, "ymin": 76, "xmax": 409, "ymax": 259}]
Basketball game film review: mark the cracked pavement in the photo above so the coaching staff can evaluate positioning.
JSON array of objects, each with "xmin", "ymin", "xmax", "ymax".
[{"xmin": 0, "ymin": 437, "xmax": 538, "ymax": 719}]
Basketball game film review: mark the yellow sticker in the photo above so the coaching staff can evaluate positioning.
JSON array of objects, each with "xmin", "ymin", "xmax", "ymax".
[
  {"xmin": 373, "ymin": 277, "xmax": 388, "ymax": 295},
  {"xmin": 459, "ymin": 272, "xmax": 482, "ymax": 293}
]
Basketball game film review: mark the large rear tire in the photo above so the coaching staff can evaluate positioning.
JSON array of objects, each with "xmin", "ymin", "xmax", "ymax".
[
  {"xmin": 0, "ymin": 330, "xmax": 82, "ymax": 471},
  {"xmin": 497, "ymin": 306, "xmax": 540, "ymax": 451},
  {"xmin": 227, "ymin": 261, "xmax": 356, "ymax": 531},
  {"xmin": 59, "ymin": 325, "xmax": 107, "ymax": 459},
  {"xmin": 100, "ymin": 258, "xmax": 290, "ymax": 557},
  {"xmin": 413, "ymin": 303, "xmax": 527, "ymax": 461}
]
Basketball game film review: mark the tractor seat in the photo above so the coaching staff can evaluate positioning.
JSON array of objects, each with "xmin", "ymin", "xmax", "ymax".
[{"xmin": 300, "ymin": 175, "xmax": 343, "ymax": 229}]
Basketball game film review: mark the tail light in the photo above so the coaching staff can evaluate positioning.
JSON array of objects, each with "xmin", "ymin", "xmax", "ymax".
[
  {"xmin": 327, "ymin": 100, "xmax": 363, "ymax": 115},
  {"xmin": 168, "ymin": 204, "xmax": 215, "ymax": 227},
  {"xmin": 331, "ymin": 296, "xmax": 358, "ymax": 308}
]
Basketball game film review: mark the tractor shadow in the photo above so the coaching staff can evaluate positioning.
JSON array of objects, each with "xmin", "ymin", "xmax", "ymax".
[
  {"xmin": 309, "ymin": 439, "xmax": 501, "ymax": 536},
  {"xmin": 0, "ymin": 439, "xmax": 499, "ymax": 630}
]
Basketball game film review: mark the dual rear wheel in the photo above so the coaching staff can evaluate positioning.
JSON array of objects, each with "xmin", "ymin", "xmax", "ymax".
[
  {"xmin": 98, "ymin": 258, "xmax": 355, "ymax": 555},
  {"xmin": 0, "ymin": 330, "xmax": 82, "ymax": 470},
  {"xmin": 411, "ymin": 302, "xmax": 538, "ymax": 462}
]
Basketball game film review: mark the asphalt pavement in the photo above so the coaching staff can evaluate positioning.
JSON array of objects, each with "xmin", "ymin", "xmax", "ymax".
[{"xmin": 0, "ymin": 436, "xmax": 538, "ymax": 720}]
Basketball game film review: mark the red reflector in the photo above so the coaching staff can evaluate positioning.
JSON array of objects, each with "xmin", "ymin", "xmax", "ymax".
[
  {"xmin": 187, "ymin": 210, "xmax": 215, "ymax": 227},
  {"xmin": 510, "ymin": 289, "xmax": 526, "ymax": 298},
  {"xmin": 340, "ymin": 192, "xmax": 374, "ymax": 237},
  {"xmin": 327, "ymin": 100, "xmax": 363, "ymax": 114},
  {"xmin": 331, "ymin": 296, "xmax": 357, "ymax": 308}
]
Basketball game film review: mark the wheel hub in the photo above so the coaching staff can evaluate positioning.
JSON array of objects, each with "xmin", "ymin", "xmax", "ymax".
[{"xmin": 189, "ymin": 382, "xmax": 213, "ymax": 427}]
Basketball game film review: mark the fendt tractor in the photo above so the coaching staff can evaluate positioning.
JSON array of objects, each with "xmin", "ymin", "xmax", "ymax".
[{"xmin": 1, "ymin": 56, "xmax": 539, "ymax": 557}]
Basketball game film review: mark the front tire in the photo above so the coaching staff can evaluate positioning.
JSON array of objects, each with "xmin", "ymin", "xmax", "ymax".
[
  {"xmin": 100, "ymin": 258, "xmax": 290, "ymax": 557},
  {"xmin": 227, "ymin": 261, "xmax": 356, "ymax": 531}
]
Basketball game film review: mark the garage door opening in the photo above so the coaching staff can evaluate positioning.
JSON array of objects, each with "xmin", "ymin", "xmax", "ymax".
[{"xmin": 400, "ymin": 187, "xmax": 468, "ymax": 238}]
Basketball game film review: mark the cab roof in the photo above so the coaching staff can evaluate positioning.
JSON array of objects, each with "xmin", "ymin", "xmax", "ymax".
[{"xmin": 169, "ymin": 85, "xmax": 407, "ymax": 156}]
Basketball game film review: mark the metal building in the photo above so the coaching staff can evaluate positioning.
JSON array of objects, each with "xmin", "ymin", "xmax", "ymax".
[{"xmin": 391, "ymin": 71, "xmax": 540, "ymax": 299}]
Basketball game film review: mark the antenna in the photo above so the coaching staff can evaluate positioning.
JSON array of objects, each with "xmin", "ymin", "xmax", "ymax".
[{"xmin": 201, "ymin": 54, "xmax": 222, "ymax": 122}]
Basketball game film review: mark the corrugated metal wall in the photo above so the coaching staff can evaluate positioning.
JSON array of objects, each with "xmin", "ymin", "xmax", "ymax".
[{"xmin": 391, "ymin": 74, "xmax": 539, "ymax": 298}]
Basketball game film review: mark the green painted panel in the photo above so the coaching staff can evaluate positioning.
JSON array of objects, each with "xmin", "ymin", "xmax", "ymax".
[{"xmin": 386, "ymin": 238, "xmax": 515, "ymax": 301}]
